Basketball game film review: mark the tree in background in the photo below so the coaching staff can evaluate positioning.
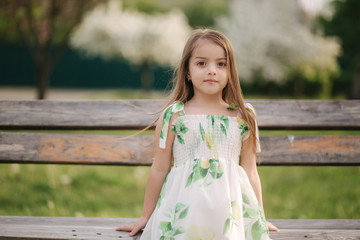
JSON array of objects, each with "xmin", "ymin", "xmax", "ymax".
[
  {"xmin": 121, "ymin": 0, "xmax": 227, "ymax": 29},
  {"xmin": 0, "ymin": 0, "xmax": 101, "ymax": 99},
  {"xmin": 218, "ymin": 0, "xmax": 339, "ymax": 98},
  {"xmin": 70, "ymin": 0, "xmax": 191, "ymax": 91},
  {"xmin": 318, "ymin": 0, "xmax": 360, "ymax": 99}
]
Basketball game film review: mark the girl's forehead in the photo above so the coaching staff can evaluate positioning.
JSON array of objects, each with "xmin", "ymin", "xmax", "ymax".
[{"xmin": 191, "ymin": 39, "xmax": 226, "ymax": 58}]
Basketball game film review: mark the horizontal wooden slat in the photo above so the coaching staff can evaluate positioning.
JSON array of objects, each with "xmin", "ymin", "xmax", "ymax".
[
  {"xmin": 0, "ymin": 99, "xmax": 165, "ymax": 130},
  {"xmin": 260, "ymin": 135, "xmax": 360, "ymax": 165},
  {"xmin": 270, "ymin": 229, "xmax": 360, "ymax": 239},
  {"xmin": 0, "ymin": 216, "xmax": 359, "ymax": 240},
  {"xmin": 254, "ymin": 99, "xmax": 360, "ymax": 130},
  {"xmin": 0, "ymin": 132, "xmax": 154, "ymax": 166},
  {"xmin": 0, "ymin": 216, "xmax": 140, "ymax": 240},
  {"xmin": 1, "ymin": 100, "xmax": 359, "ymax": 130},
  {"xmin": 1, "ymin": 132, "xmax": 359, "ymax": 165},
  {"xmin": 269, "ymin": 219, "xmax": 360, "ymax": 229}
]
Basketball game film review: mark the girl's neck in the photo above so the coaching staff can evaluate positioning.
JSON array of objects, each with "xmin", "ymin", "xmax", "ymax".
[{"xmin": 189, "ymin": 94, "xmax": 226, "ymax": 107}]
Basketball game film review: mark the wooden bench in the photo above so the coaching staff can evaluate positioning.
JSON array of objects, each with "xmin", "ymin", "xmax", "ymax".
[{"xmin": 0, "ymin": 99, "xmax": 359, "ymax": 239}]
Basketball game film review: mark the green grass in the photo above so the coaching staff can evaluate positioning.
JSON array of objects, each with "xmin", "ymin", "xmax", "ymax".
[
  {"xmin": 259, "ymin": 166, "xmax": 360, "ymax": 219},
  {"xmin": 0, "ymin": 164, "xmax": 148, "ymax": 217},
  {"xmin": 1, "ymin": 163, "xmax": 359, "ymax": 219}
]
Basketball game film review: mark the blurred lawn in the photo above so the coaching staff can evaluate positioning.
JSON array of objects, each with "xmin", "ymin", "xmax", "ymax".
[
  {"xmin": 1, "ymin": 163, "xmax": 359, "ymax": 219},
  {"xmin": 0, "ymin": 90, "xmax": 359, "ymax": 219}
]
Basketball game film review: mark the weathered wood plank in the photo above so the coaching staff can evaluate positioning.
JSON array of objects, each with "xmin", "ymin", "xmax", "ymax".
[
  {"xmin": 0, "ymin": 217, "xmax": 140, "ymax": 240},
  {"xmin": 2, "ymin": 217, "xmax": 359, "ymax": 230},
  {"xmin": 0, "ymin": 216, "xmax": 135, "ymax": 227},
  {"xmin": 1, "ymin": 100, "xmax": 359, "ymax": 130},
  {"xmin": 0, "ymin": 99, "xmax": 165, "ymax": 130},
  {"xmin": 269, "ymin": 219, "xmax": 360, "ymax": 229},
  {"xmin": 0, "ymin": 132, "xmax": 154, "ymax": 166},
  {"xmin": 261, "ymin": 135, "xmax": 360, "ymax": 165},
  {"xmin": 1, "ymin": 217, "xmax": 359, "ymax": 240},
  {"xmin": 1, "ymin": 132, "xmax": 359, "ymax": 165},
  {"xmin": 269, "ymin": 229, "xmax": 360, "ymax": 239}
]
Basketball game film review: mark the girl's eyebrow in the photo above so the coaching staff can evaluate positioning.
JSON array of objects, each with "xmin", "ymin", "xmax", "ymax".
[{"xmin": 195, "ymin": 56, "xmax": 227, "ymax": 60}]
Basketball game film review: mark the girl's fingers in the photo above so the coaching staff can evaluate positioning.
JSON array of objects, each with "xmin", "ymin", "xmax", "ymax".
[
  {"xmin": 116, "ymin": 224, "xmax": 134, "ymax": 231},
  {"xmin": 129, "ymin": 225, "xmax": 142, "ymax": 236},
  {"xmin": 267, "ymin": 221, "xmax": 279, "ymax": 232},
  {"xmin": 117, "ymin": 217, "xmax": 147, "ymax": 236}
]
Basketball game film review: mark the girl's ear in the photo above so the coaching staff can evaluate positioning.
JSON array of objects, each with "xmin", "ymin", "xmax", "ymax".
[{"xmin": 187, "ymin": 73, "xmax": 191, "ymax": 81}]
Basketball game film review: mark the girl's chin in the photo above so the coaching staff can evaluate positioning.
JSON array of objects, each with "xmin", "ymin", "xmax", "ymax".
[
  {"xmin": 193, "ymin": 85, "xmax": 227, "ymax": 96},
  {"xmin": 199, "ymin": 91, "xmax": 224, "ymax": 96}
]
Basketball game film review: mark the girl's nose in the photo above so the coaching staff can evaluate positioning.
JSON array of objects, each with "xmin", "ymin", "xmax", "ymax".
[{"xmin": 207, "ymin": 63, "xmax": 217, "ymax": 75}]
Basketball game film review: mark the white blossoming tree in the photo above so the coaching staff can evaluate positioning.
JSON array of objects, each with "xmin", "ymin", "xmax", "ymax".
[
  {"xmin": 70, "ymin": 0, "xmax": 191, "ymax": 90},
  {"xmin": 217, "ymin": 0, "xmax": 339, "ymax": 98}
]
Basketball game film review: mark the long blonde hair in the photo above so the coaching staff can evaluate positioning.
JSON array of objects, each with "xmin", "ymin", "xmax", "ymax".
[{"xmin": 144, "ymin": 29, "xmax": 260, "ymax": 156}]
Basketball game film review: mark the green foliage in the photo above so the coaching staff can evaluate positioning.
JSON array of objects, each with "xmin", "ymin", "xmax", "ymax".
[
  {"xmin": 122, "ymin": 0, "xmax": 168, "ymax": 14},
  {"xmin": 0, "ymin": 1, "xmax": 101, "ymax": 44},
  {"xmin": 0, "ymin": 8, "xmax": 20, "ymax": 43},
  {"xmin": 178, "ymin": 0, "xmax": 228, "ymax": 28},
  {"xmin": 122, "ymin": 0, "xmax": 228, "ymax": 28},
  {"xmin": 318, "ymin": 0, "xmax": 360, "ymax": 98},
  {"xmin": 319, "ymin": 0, "xmax": 360, "ymax": 60}
]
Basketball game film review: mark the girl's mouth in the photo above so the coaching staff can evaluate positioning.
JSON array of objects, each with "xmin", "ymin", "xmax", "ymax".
[{"xmin": 204, "ymin": 79, "xmax": 217, "ymax": 83}]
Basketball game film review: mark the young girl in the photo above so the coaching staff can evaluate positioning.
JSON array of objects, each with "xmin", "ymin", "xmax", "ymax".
[{"xmin": 117, "ymin": 29, "xmax": 279, "ymax": 239}]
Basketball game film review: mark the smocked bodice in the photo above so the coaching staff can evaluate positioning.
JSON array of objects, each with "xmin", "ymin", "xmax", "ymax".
[
  {"xmin": 158, "ymin": 101, "xmax": 260, "ymax": 169},
  {"xmin": 171, "ymin": 115, "xmax": 244, "ymax": 167}
]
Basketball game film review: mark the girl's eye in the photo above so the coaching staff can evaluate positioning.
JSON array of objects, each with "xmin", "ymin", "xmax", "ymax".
[
  {"xmin": 218, "ymin": 62, "xmax": 227, "ymax": 67},
  {"xmin": 197, "ymin": 61, "xmax": 206, "ymax": 66}
]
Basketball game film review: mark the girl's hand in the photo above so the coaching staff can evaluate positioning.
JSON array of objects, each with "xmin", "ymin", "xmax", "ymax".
[
  {"xmin": 267, "ymin": 221, "xmax": 279, "ymax": 232},
  {"xmin": 116, "ymin": 216, "xmax": 148, "ymax": 236}
]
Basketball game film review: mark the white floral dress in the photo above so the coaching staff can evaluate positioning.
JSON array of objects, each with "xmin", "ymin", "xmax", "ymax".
[{"xmin": 140, "ymin": 102, "xmax": 271, "ymax": 240}]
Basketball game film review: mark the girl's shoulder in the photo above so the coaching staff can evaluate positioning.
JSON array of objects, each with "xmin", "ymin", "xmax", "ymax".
[
  {"xmin": 162, "ymin": 101, "xmax": 185, "ymax": 120},
  {"xmin": 159, "ymin": 101, "xmax": 185, "ymax": 149},
  {"xmin": 164, "ymin": 101, "xmax": 184, "ymax": 113},
  {"xmin": 237, "ymin": 102, "xmax": 257, "ymax": 118},
  {"xmin": 244, "ymin": 102, "xmax": 257, "ymax": 115}
]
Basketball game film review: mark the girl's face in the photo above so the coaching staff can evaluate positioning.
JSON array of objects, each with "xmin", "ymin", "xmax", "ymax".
[{"xmin": 188, "ymin": 39, "xmax": 228, "ymax": 98}]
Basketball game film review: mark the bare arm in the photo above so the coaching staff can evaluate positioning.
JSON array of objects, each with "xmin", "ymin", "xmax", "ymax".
[
  {"xmin": 116, "ymin": 112, "xmax": 174, "ymax": 235},
  {"xmin": 240, "ymin": 137, "xmax": 265, "ymax": 217},
  {"xmin": 240, "ymin": 137, "xmax": 279, "ymax": 232}
]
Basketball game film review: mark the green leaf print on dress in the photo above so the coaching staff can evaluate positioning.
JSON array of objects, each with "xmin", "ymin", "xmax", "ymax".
[
  {"xmin": 157, "ymin": 175, "xmax": 168, "ymax": 208},
  {"xmin": 223, "ymin": 195, "xmax": 268, "ymax": 239},
  {"xmin": 172, "ymin": 118, "xmax": 189, "ymax": 144},
  {"xmin": 185, "ymin": 159, "xmax": 224, "ymax": 187},
  {"xmin": 159, "ymin": 102, "xmax": 184, "ymax": 148},
  {"xmin": 242, "ymin": 194, "xmax": 269, "ymax": 240},
  {"xmin": 217, "ymin": 116, "xmax": 229, "ymax": 136},
  {"xmin": 160, "ymin": 105, "xmax": 174, "ymax": 140},
  {"xmin": 206, "ymin": 115, "xmax": 229, "ymax": 136},
  {"xmin": 158, "ymin": 202, "xmax": 189, "ymax": 239},
  {"xmin": 223, "ymin": 201, "xmax": 242, "ymax": 235},
  {"xmin": 199, "ymin": 123, "xmax": 205, "ymax": 141},
  {"xmin": 237, "ymin": 117, "xmax": 249, "ymax": 136},
  {"xmin": 202, "ymin": 116, "xmax": 229, "ymax": 150}
]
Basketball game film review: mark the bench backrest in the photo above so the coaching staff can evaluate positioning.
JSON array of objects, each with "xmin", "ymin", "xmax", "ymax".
[{"xmin": 1, "ymin": 99, "xmax": 359, "ymax": 166}]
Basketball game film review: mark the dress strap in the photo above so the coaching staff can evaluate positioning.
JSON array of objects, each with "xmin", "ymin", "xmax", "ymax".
[
  {"xmin": 159, "ymin": 102, "xmax": 185, "ymax": 149},
  {"xmin": 244, "ymin": 103, "xmax": 261, "ymax": 153}
]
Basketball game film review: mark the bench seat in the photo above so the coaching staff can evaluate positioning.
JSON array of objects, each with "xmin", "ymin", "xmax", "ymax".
[{"xmin": 1, "ymin": 216, "xmax": 359, "ymax": 239}]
